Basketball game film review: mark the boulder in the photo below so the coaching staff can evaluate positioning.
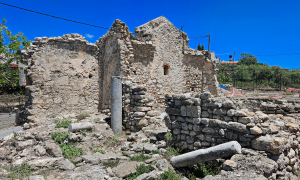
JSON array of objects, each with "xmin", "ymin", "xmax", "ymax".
[{"xmin": 251, "ymin": 135, "xmax": 287, "ymax": 154}]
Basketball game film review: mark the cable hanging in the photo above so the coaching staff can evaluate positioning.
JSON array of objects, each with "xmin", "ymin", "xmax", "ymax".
[{"xmin": 0, "ymin": 2, "xmax": 109, "ymax": 29}]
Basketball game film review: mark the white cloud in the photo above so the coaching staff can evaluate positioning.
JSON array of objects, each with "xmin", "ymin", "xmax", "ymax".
[{"xmin": 86, "ymin": 34, "xmax": 94, "ymax": 39}]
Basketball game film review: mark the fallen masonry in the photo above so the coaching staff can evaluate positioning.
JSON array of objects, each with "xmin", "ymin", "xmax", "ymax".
[{"xmin": 170, "ymin": 141, "xmax": 241, "ymax": 167}]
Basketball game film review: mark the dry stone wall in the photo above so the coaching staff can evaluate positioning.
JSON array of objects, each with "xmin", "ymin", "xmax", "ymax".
[
  {"xmin": 231, "ymin": 97, "xmax": 300, "ymax": 114},
  {"xmin": 122, "ymin": 81, "xmax": 157, "ymax": 131},
  {"xmin": 21, "ymin": 34, "xmax": 99, "ymax": 123},
  {"xmin": 165, "ymin": 93, "xmax": 300, "ymax": 174}
]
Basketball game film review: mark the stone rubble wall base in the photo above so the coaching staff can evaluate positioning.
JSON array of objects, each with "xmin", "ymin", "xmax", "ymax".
[
  {"xmin": 122, "ymin": 81, "xmax": 155, "ymax": 132},
  {"xmin": 165, "ymin": 92, "xmax": 300, "ymax": 174}
]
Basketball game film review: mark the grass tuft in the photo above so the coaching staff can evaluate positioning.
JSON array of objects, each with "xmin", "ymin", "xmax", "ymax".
[
  {"xmin": 89, "ymin": 146, "xmax": 106, "ymax": 154},
  {"xmin": 160, "ymin": 171, "xmax": 181, "ymax": 180},
  {"xmin": 77, "ymin": 113, "xmax": 90, "ymax": 121},
  {"xmin": 130, "ymin": 152, "xmax": 150, "ymax": 162},
  {"xmin": 126, "ymin": 164, "xmax": 152, "ymax": 179}
]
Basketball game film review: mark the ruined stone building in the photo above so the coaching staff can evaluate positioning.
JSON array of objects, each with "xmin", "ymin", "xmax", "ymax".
[{"xmin": 21, "ymin": 16, "xmax": 221, "ymax": 123}]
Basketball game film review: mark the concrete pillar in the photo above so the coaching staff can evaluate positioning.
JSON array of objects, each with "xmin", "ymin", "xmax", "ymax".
[
  {"xmin": 68, "ymin": 122, "xmax": 93, "ymax": 132},
  {"xmin": 170, "ymin": 141, "xmax": 241, "ymax": 167},
  {"xmin": 111, "ymin": 76, "xmax": 122, "ymax": 134}
]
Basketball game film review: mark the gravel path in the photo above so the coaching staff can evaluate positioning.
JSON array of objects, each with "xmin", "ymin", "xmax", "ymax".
[{"xmin": 0, "ymin": 126, "xmax": 23, "ymax": 140}]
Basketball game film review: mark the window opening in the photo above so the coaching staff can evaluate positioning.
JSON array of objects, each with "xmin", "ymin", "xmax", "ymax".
[{"xmin": 163, "ymin": 64, "xmax": 170, "ymax": 75}]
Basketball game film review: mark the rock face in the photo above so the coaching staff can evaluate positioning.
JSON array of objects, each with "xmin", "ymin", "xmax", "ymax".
[
  {"xmin": 26, "ymin": 157, "xmax": 63, "ymax": 170},
  {"xmin": 60, "ymin": 158, "xmax": 75, "ymax": 170},
  {"xmin": 251, "ymin": 136, "xmax": 287, "ymax": 154}
]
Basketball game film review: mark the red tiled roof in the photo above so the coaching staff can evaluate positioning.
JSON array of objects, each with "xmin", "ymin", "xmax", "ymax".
[{"xmin": 221, "ymin": 61, "xmax": 239, "ymax": 64}]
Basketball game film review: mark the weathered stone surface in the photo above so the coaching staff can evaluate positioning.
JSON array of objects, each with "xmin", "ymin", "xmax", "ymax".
[
  {"xmin": 156, "ymin": 159, "xmax": 169, "ymax": 171},
  {"xmin": 34, "ymin": 145, "xmax": 46, "ymax": 156},
  {"xmin": 112, "ymin": 161, "xmax": 142, "ymax": 178},
  {"xmin": 227, "ymin": 122, "xmax": 248, "ymax": 133},
  {"xmin": 60, "ymin": 158, "xmax": 75, "ymax": 170},
  {"xmin": 46, "ymin": 143, "xmax": 62, "ymax": 157},
  {"xmin": 27, "ymin": 157, "xmax": 63, "ymax": 170},
  {"xmin": 251, "ymin": 135, "xmax": 287, "ymax": 154},
  {"xmin": 223, "ymin": 160, "xmax": 237, "ymax": 171},
  {"xmin": 29, "ymin": 175, "xmax": 45, "ymax": 180},
  {"xmin": 16, "ymin": 140, "xmax": 34, "ymax": 150},
  {"xmin": 250, "ymin": 126, "xmax": 262, "ymax": 135},
  {"xmin": 0, "ymin": 147, "xmax": 11, "ymax": 159},
  {"xmin": 82, "ymin": 152, "xmax": 107, "ymax": 165},
  {"xmin": 143, "ymin": 143, "xmax": 157, "ymax": 153}
]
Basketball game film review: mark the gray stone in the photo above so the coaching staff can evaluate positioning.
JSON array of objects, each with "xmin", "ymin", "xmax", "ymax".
[
  {"xmin": 170, "ymin": 141, "xmax": 241, "ymax": 167},
  {"xmin": 82, "ymin": 152, "xmax": 107, "ymax": 165},
  {"xmin": 46, "ymin": 143, "xmax": 62, "ymax": 157},
  {"xmin": 27, "ymin": 157, "xmax": 63, "ymax": 170},
  {"xmin": 68, "ymin": 122, "xmax": 93, "ymax": 132},
  {"xmin": 187, "ymin": 106, "xmax": 201, "ymax": 118},
  {"xmin": 202, "ymin": 127, "xmax": 215, "ymax": 134},
  {"xmin": 201, "ymin": 118, "xmax": 209, "ymax": 125},
  {"xmin": 112, "ymin": 161, "xmax": 142, "ymax": 178},
  {"xmin": 251, "ymin": 135, "xmax": 287, "ymax": 154},
  {"xmin": 34, "ymin": 145, "xmax": 46, "ymax": 156},
  {"xmin": 29, "ymin": 175, "xmax": 45, "ymax": 180},
  {"xmin": 227, "ymin": 122, "xmax": 248, "ymax": 133},
  {"xmin": 200, "ymin": 92, "xmax": 211, "ymax": 100},
  {"xmin": 156, "ymin": 159, "xmax": 169, "ymax": 171},
  {"xmin": 201, "ymin": 111, "xmax": 209, "ymax": 118},
  {"xmin": 60, "ymin": 158, "xmax": 75, "ymax": 170},
  {"xmin": 143, "ymin": 143, "xmax": 158, "ymax": 153},
  {"xmin": 222, "ymin": 160, "xmax": 237, "ymax": 171}
]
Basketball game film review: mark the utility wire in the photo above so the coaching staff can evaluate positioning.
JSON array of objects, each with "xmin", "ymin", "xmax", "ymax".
[
  {"xmin": 217, "ymin": 52, "xmax": 300, "ymax": 57},
  {"xmin": 0, "ymin": 2, "xmax": 109, "ymax": 29}
]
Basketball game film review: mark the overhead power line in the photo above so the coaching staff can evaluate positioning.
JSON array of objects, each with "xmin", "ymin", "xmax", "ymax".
[
  {"xmin": 0, "ymin": 2, "xmax": 109, "ymax": 29},
  {"xmin": 216, "ymin": 52, "xmax": 300, "ymax": 57}
]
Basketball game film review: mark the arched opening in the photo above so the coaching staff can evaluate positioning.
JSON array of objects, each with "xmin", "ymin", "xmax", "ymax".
[{"xmin": 163, "ymin": 64, "xmax": 170, "ymax": 75}]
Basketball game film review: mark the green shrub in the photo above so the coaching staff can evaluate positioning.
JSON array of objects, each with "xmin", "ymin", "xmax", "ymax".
[
  {"xmin": 60, "ymin": 144, "xmax": 83, "ymax": 159},
  {"xmin": 56, "ymin": 118, "xmax": 72, "ymax": 128},
  {"xmin": 192, "ymin": 162, "xmax": 220, "ymax": 177},
  {"xmin": 107, "ymin": 133, "xmax": 122, "ymax": 147},
  {"xmin": 103, "ymin": 159, "xmax": 120, "ymax": 168},
  {"xmin": 51, "ymin": 132, "xmax": 69, "ymax": 143},
  {"xmin": 165, "ymin": 131, "xmax": 173, "ymax": 146},
  {"xmin": 151, "ymin": 150, "xmax": 159, "ymax": 154},
  {"xmin": 77, "ymin": 113, "xmax": 90, "ymax": 121},
  {"xmin": 6, "ymin": 162, "xmax": 32, "ymax": 179},
  {"xmin": 160, "ymin": 171, "xmax": 181, "ymax": 180},
  {"xmin": 130, "ymin": 153, "xmax": 150, "ymax": 162},
  {"xmin": 283, "ymin": 92, "xmax": 293, "ymax": 95},
  {"xmin": 89, "ymin": 146, "xmax": 106, "ymax": 154},
  {"xmin": 94, "ymin": 118, "xmax": 101, "ymax": 122},
  {"xmin": 164, "ymin": 146, "xmax": 182, "ymax": 160},
  {"xmin": 127, "ymin": 164, "xmax": 152, "ymax": 179}
]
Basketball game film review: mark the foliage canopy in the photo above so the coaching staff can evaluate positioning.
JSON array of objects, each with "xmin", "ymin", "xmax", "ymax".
[{"xmin": 0, "ymin": 18, "xmax": 30, "ymax": 92}]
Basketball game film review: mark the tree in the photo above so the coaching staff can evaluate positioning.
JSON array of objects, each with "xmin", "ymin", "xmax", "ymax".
[
  {"xmin": 239, "ymin": 53, "xmax": 258, "ymax": 66},
  {"xmin": 0, "ymin": 18, "xmax": 30, "ymax": 92},
  {"xmin": 197, "ymin": 43, "xmax": 201, "ymax": 50},
  {"xmin": 197, "ymin": 43, "xmax": 205, "ymax": 50}
]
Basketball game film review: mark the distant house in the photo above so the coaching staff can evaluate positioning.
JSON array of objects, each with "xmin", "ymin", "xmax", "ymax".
[{"xmin": 221, "ymin": 61, "xmax": 239, "ymax": 64}]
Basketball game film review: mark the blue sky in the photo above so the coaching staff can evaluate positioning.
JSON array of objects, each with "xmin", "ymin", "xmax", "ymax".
[{"xmin": 1, "ymin": 0, "xmax": 300, "ymax": 69}]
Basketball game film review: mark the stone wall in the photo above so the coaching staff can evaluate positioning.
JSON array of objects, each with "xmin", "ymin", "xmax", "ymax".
[
  {"xmin": 165, "ymin": 93, "xmax": 300, "ymax": 174},
  {"xmin": 122, "ymin": 82, "xmax": 157, "ymax": 131},
  {"xmin": 231, "ymin": 97, "xmax": 300, "ymax": 114},
  {"xmin": 21, "ymin": 34, "xmax": 99, "ymax": 123}
]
